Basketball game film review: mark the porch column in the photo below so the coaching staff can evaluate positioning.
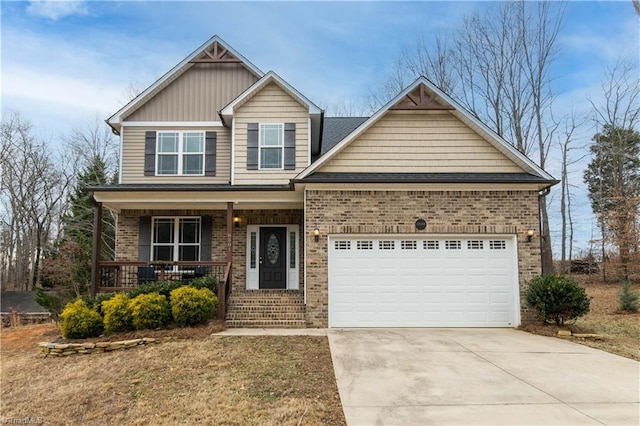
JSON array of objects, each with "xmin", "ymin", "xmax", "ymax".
[
  {"xmin": 90, "ymin": 200, "xmax": 103, "ymax": 297},
  {"xmin": 219, "ymin": 201, "xmax": 233, "ymax": 320}
]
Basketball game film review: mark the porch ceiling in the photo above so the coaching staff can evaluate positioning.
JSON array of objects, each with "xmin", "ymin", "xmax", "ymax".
[{"xmin": 91, "ymin": 189, "xmax": 303, "ymax": 212}]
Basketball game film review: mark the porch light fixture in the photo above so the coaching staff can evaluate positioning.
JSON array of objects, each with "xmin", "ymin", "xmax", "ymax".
[
  {"xmin": 233, "ymin": 216, "xmax": 241, "ymax": 228},
  {"xmin": 313, "ymin": 227, "xmax": 320, "ymax": 242},
  {"xmin": 526, "ymin": 226, "xmax": 535, "ymax": 242}
]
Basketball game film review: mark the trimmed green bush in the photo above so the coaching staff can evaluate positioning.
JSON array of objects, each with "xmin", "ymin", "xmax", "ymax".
[
  {"xmin": 59, "ymin": 299, "xmax": 104, "ymax": 339},
  {"xmin": 128, "ymin": 292, "xmax": 171, "ymax": 330},
  {"xmin": 127, "ymin": 281, "xmax": 183, "ymax": 300},
  {"xmin": 170, "ymin": 286, "xmax": 217, "ymax": 327},
  {"xmin": 524, "ymin": 275, "xmax": 590, "ymax": 325},
  {"xmin": 190, "ymin": 275, "xmax": 218, "ymax": 295},
  {"xmin": 102, "ymin": 293, "xmax": 133, "ymax": 334},
  {"xmin": 619, "ymin": 280, "xmax": 639, "ymax": 312}
]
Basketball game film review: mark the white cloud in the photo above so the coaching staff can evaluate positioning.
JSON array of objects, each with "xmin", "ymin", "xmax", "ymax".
[{"xmin": 26, "ymin": 0, "xmax": 89, "ymax": 21}]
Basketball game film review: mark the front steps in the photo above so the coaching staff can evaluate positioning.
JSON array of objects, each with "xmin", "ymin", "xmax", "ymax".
[{"xmin": 225, "ymin": 290, "xmax": 306, "ymax": 328}]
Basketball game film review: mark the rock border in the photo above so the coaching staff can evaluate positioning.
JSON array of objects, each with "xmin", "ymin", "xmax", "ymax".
[{"xmin": 38, "ymin": 338, "xmax": 157, "ymax": 357}]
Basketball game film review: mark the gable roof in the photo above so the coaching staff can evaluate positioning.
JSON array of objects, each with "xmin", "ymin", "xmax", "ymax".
[
  {"xmin": 297, "ymin": 77, "xmax": 555, "ymax": 181},
  {"xmin": 107, "ymin": 35, "xmax": 263, "ymax": 133},
  {"xmin": 219, "ymin": 71, "xmax": 322, "ymax": 120}
]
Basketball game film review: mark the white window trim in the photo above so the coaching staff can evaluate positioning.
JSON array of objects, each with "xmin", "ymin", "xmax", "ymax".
[
  {"xmin": 245, "ymin": 224, "xmax": 299, "ymax": 290},
  {"xmin": 258, "ymin": 123, "xmax": 284, "ymax": 170},
  {"xmin": 156, "ymin": 131, "xmax": 205, "ymax": 176},
  {"xmin": 151, "ymin": 216, "xmax": 202, "ymax": 265}
]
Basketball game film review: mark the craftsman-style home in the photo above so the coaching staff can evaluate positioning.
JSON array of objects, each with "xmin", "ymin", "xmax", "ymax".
[{"xmin": 90, "ymin": 36, "xmax": 556, "ymax": 328}]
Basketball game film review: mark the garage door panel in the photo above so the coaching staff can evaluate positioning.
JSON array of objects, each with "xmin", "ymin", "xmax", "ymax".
[{"xmin": 329, "ymin": 235, "xmax": 518, "ymax": 327}]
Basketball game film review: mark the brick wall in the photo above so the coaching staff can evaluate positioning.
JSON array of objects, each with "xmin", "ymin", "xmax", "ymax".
[{"xmin": 304, "ymin": 189, "xmax": 542, "ymax": 327}]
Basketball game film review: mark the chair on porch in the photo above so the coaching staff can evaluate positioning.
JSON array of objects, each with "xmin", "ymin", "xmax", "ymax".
[
  {"xmin": 137, "ymin": 266, "xmax": 157, "ymax": 284},
  {"xmin": 181, "ymin": 266, "xmax": 209, "ymax": 285}
]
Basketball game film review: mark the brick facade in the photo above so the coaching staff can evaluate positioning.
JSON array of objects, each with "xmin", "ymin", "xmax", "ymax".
[{"xmin": 304, "ymin": 189, "xmax": 542, "ymax": 327}]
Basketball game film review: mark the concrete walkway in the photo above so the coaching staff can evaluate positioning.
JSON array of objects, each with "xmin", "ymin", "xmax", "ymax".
[{"xmin": 327, "ymin": 328, "xmax": 640, "ymax": 426}]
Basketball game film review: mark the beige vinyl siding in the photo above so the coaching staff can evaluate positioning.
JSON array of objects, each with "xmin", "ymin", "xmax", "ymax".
[
  {"xmin": 121, "ymin": 126, "xmax": 231, "ymax": 184},
  {"xmin": 234, "ymin": 83, "xmax": 309, "ymax": 185},
  {"xmin": 319, "ymin": 110, "xmax": 525, "ymax": 173},
  {"xmin": 125, "ymin": 64, "xmax": 258, "ymax": 122}
]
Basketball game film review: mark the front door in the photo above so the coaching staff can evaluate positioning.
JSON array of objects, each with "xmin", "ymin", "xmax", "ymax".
[{"xmin": 259, "ymin": 227, "xmax": 287, "ymax": 289}]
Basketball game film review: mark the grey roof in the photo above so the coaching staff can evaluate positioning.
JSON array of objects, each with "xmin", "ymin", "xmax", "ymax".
[
  {"xmin": 297, "ymin": 172, "xmax": 557, "ymax": 184},
  {"xmin": 320, "ymin": 117, "xmax": 369, "ymax": 157},
  {"xmin": 1, "ymin": 292, "xmax": 48, "ymax": 314}
]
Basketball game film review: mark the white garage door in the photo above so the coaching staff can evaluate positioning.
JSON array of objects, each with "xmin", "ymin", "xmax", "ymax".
[{"xmin": 328, "ymin": 236, "xmax": 519, "ymax": 327}]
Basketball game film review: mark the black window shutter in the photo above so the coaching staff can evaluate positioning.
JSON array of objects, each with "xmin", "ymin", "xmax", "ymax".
[
  {"xmin": 138, "ymin": 216, "xmax": 152, "ymax": 261},
  {"xmin": 200, "ymin": 215, "xmax": 212, "ymax": 261},
  {"xmin": 284, "ymin": 123, "xmax": 296, "ymax": 170},
  {"xmin": 144, "ymin": 131, "xmax": 156, "ymax": 176},
  {"xmin": 247, "ymin": 123, "xmax": 259, "ymax": 170},
  {"xmin": 205, "ymin": 132, "xmax": 217, "ymax": 176}
]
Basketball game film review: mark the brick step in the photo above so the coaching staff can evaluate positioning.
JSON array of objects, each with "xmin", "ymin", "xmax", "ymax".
[
  {"xmin": 227, "ymin": 305, "xmax": 305, "ymax": 312},
  {"xmin": 227, "ymin": 312, "xmax": 306, "ymax": 321},
  {"xmin": 228, "ymin": 301, "xmax": 305, "ymax": 307},
  {"xmin": 225, "ymin": 319, "xmax": 307, "ymax": 328}
]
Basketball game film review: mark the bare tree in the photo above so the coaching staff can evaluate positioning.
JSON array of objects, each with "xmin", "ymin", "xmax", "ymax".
[
  {"xmin": 0, "ymin": 112, "xmax": 70, "ymax": 290},
  {"xmin": 557, "ymin": 112, "xmax": 586, "ymax": 272}
]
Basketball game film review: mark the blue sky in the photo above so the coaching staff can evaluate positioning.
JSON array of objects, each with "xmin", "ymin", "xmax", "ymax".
[{"xmin": 1, "ymin": 0, "xmax": 639, "ymax": 256}]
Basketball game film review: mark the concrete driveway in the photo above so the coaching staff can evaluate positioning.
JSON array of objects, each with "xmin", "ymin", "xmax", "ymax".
[{"xmin": 328, "ymin": 328, "xmax": 639, "ymax": 425}]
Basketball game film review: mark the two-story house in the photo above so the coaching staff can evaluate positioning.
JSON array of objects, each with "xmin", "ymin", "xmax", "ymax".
[{"xmin": 89, "ymin": 35, "xmax": 556, "ymax": 328}]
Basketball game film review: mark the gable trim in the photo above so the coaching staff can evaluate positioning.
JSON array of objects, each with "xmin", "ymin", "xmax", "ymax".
[
  {"xmin": 297, "ymin": 77, "xmax": 554, "ymax": 181},
  {"xmin": 107, "ymin": 35, "xmax": 263, "ymax": 132}
]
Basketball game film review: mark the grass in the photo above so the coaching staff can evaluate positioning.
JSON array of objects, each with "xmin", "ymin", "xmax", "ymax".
[
  {"xmin": 0, "ymin": 324, "xmax": 346, "ymax": 425},
  {"xmin": 521, "ymin": 274, "xmax": 640, "ymax": 361}
]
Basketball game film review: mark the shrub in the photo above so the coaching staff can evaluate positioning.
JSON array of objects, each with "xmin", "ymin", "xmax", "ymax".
[
  {"xmin": 190, "ymin": 275, "xmax": 218, "ymax": 295},
  {"xmin": 619, "ymin": 280, "xmax": 639, "ymax": 312},
  {"xmin": 102, "ymin": 294, "xmax": 133, "ymax": 334},
  {"xmin": 524, "ymin": 275, "xmax": 590, "ymax": 325},
  {"xmin": 128, "ymin": 293, "xmax": 171, "ymax": 330},
  {"xmin": 127, "ymin": 281, "xmax": 183, "ymax": 300},
  {"xmin": 80, "ymin": 293, "xmax": 116, "ymax": 316},
  {"xmin": 170, "ymin": 286, "xmax": 217, "ymax": 327},
  {"xmin": 59, "ymin": 299, "xmax": 104, "ymax": 339}
]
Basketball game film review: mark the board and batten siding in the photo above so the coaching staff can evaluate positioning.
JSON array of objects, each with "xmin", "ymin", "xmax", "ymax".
[
  {"xmin": 121, "ymin": 126, "xmax": 231, "ymax": 184},
  {"xmin": 318, "ymin": 110, "xmax": 525, "ymax": 173},
  {"xmin": 125, "ymin": 63, "xmax": 258, "ymax": 122},
  {"xmin": 234, "ymin": 83, "xmax": 310, "ymax": 185}
]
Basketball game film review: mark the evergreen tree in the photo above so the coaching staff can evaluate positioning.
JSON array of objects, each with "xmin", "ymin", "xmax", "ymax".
[
  {"xmin": 57, "ymin": 156, "xmax": 116, "ymax": 289},
  {"xmin": 584, "ymin": 125, "xmax": 640, "ymax": 278}
]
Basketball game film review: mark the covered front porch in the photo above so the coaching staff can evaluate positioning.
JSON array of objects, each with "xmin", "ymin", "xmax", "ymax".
[{"xmin": 89, "ymin": 185, "xmax": 305, "ymax": 323}]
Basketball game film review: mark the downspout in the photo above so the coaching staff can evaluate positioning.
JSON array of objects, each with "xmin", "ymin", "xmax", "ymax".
[{"xmin": 538, "ymin": 187, "xmax": 551, "ymax": 273}]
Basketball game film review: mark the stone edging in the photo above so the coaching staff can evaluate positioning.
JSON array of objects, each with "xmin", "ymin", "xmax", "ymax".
[{"xmin": 38, "ymin": 338, "xmax": 157, "ymax": 357}]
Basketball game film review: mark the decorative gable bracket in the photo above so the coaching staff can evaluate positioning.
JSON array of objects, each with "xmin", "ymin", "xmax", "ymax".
[
  {"xmin": 391, "ymin": 83, "xmax": 455, "ymax": 111},
  {"xmin": 189, "ymin": 41, "xmax": 241, "ymax": 64}
]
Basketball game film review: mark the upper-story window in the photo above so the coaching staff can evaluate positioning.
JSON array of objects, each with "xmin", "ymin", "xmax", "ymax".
[
  {"xmin": 157, "ymin": 131, "xmax": 205, "ymax": 175},
  {"xmin": 259, "ymin": 124, "xmax": 284, "ymax": 169}
]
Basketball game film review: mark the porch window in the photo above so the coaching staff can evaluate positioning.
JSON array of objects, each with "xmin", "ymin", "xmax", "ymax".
[
  {"xmin": 259, "ymin": 124, "xmax": 283, "ymax": 169},
  {"xmin": 157, "ymin": 131, "xmax": 204, "ymax": 175},
  {"xmin": 152, "ymin": 217, "xmax": 201, "ymax": 262}
]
